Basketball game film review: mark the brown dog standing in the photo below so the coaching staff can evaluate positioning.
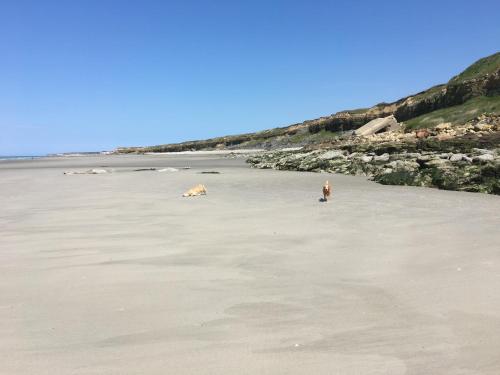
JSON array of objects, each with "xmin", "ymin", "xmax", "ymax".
[{"xmin": 322, "ymin": 180, "xmax": 332, "ymax": 202}]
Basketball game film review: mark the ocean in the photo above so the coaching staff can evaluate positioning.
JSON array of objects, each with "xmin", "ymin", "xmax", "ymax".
[{"xmin": 0, "ymin": 155, "xmax": 43, "ymax": 161}]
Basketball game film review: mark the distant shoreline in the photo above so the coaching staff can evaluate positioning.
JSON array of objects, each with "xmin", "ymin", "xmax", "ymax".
[
  {"xmin": 0, "ymin": 155, "xmax": 44, "ymax": 161},
  {"xmin": 143, "ymin": 149, "xmax": 266, "ymax": 155},
  {"xmin": 0, "ymin": 149, "xmax": 270, "ymax": 162}
]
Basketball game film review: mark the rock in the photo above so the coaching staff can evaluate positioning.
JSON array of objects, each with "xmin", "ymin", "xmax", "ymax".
[
  {"xmin": 417, "ymin": 154, "xmax": 431, "ymax": 162},
  {"xmin": 449, "ymin": 153, "xmax": 466, "ymax": 162},
  {"xmin": 388, "ymin": 160, "xmax": 419, "ymax": 172},
  {"xmin": 436, "ymin": 134, "xmax": 453, "ymax": 141},
  {"xmin": 354, "ymin": 115, "xmax": 400, "ymax": 136},
  {"xmin": 374, "ymin": 153, "xmax": 390, "ymax": 162},
  {"xmin": 439, "ymin": 153, "xmax": 452, "ymax": 159},
  {"xmin": 64, "ymin": 169, "xmax": 109, "ymax": 175},
  {"xmin": 415, "ymin": 129, "xmax": 430, "ymax": 139},
  {"xmin": 474, "ymin": 123, "xmax": 493, "ymax": 131},
  {"xmin": 474, "ymin": 154, "xmax": 494, "ymax": 162},
  {"xmin": 473, "ymin": 148, "xmax": 493, "ymax": 155},
  {"xmin": 158, "ymin": 167, "xmax": 179, "ymax": 172},
  {"xmin": 319, "ymin": 150, "xmax": 345, "ymax": 160},
  {"xmin": 404, "ymin": 153, "xmax": 421, "ymax": 159},
  {"xmin": 361, "ymin": 155, "xmax": 373, "ymax": 162},
  {"xmin": 463, "ymin": 156, "xmax": 473, "ymax": 163},
  {"xmin": 425, "ymin": 158, "xmax": 449, "ymax": 167},
  {"xmin": 435, "ymin": 123, "xmax": 452, "ymax": 131}
]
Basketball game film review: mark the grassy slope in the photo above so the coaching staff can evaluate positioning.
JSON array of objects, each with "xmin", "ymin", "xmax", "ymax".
[
  {"xmin": 287, "ymin": 129, "xmax": 340, "ymax": 144},
  {"xmin": 233, "ymin": 129, "xmax": 340, "ymax": 148},
  {"xmin": 408, "ymin": 84, "xmax": 446, "ymax": 103},
  {"xmin": 449, "ymin": 52, "xmax": 500, "ymax": 83},
  {"xmin": 404, "ymin": 95, "xmax": 500, "ymax": 130}
]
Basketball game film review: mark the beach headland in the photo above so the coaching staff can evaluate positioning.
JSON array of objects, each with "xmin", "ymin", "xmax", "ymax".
[{"xmin": 1, "ymin": 153, "xmax": 499, "ymax": 374}]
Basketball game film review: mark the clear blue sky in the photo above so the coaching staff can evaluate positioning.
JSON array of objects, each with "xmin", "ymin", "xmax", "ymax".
[{"xmin": 1, "ymin": 0, "xmax": 499, "ymax": 155}]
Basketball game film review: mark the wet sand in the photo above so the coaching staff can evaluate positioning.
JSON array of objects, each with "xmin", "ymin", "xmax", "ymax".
[{"xmin": 1, "ymin": 154, "xmax": 499, "ymax": 375}]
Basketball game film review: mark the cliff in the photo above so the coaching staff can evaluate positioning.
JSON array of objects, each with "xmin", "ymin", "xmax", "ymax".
[{"xmin": 117, "ymin": 52, "xmax": 500, "ymax": 153}]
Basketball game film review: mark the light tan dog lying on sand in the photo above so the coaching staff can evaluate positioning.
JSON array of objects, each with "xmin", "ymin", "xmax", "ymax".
[
  {"xmin": 182, "ymin": 184, "xmax": 207, "ymax": 197},
  {"xmin": 322, "ymin": 180, "xmax": 332, "ymax": 201}
]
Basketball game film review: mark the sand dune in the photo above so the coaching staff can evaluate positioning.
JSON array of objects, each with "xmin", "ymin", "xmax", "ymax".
[{"xmin": 1, "ymin": 154, "xmax": 499, "ymax": 374}]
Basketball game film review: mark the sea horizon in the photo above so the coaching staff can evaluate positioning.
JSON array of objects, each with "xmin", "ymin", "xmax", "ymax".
[{"xmin": 0, "ymin": 155, "xmax": 44, "ymax": 160}]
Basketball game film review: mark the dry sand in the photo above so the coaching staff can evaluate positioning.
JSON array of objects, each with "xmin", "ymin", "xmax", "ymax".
[{"xmin": 1, "ymin": 154, "xmax": 499, "ymax": 375}]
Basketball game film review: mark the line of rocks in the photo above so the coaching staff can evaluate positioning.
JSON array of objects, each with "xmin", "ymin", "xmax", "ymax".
[{"xmin": 247, "ymin": 144, "xmax": 500, "ymax": 194}]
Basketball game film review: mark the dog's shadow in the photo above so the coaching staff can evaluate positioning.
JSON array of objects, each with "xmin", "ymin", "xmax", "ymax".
[{"xmin": 318, "ymin": 197, "xmax": 328, "ymax": 203}]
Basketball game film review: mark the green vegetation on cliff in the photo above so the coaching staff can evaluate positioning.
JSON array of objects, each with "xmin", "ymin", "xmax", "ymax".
[
  {"xmin": 404, "ymin": 95, "xmax": 500, "ymax": 130},
  {"xmin": 449, "ymin": 52, "xmax": 500, "ymax": 83}
]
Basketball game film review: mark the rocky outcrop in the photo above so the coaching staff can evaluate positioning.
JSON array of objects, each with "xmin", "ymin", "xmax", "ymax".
[
  {"xmin": 247, "ymin": 116, "xmax": 500, "ymax": 195},
  {"xmin": 248, "ymin": 145, "xmax": 499, "ymax": 195}
]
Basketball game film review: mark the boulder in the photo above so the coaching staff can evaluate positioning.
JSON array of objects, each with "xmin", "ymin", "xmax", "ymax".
[
  {"xmin": 449, "ymin": 154, "xmax": 466, "ymax": 162},
  {"xmin": 425, "ymin": 158, "xmax": 449, "ymax": 167},
  {"xmin": 415, "ymin": 129, "xmax": 430, "ymax": 139},
  {"xmin": 319, "ymin": 150, "xmax": 345, "ymax": 160},
  {"xmin": 89, "ymin": 169, "xmax": 109, "ymax": 174},
  {"xmin": 388, "ymin": 160, "xmax": 419, "ymax": 172},
  {"xmin": 354, "ymin": 115, "xmax": 400, "ymax": 136},
  {"xmin": 474, "ymin": 154, "xmax": 494, "ymax": 162},
  {"xmin": 417, "ymin": 154, "xmax": 431, "ymax": 162},
  {"xmin": 374, "ymin": 153, "xmax": 390, "ymax": 162},
  {"xmin": 64, "ymin": 169, "xmax": 109, "ymax": 175},
  {"xmin": 439, "ymin": 153, "xmax": 452, "ymax": 159},
  {"xmin": 474, "ymin": 148, "xmax": 493, "ymax": 155},
  {"xmin": 474, "ymin": 123, "xmax": 493, "ymax": 132},
  {"xmin": 435, "ymin": 123, "xmax": 452, "ymax": 131},
  {"xmin": 158, "ymin": 167, "xmax": 179, "ymax": 172}
]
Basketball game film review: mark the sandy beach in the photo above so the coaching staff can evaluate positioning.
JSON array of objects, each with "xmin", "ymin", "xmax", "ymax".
[{"xmin": 1, "ymin": 153, "xmax": 499, "ymax": 375}]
